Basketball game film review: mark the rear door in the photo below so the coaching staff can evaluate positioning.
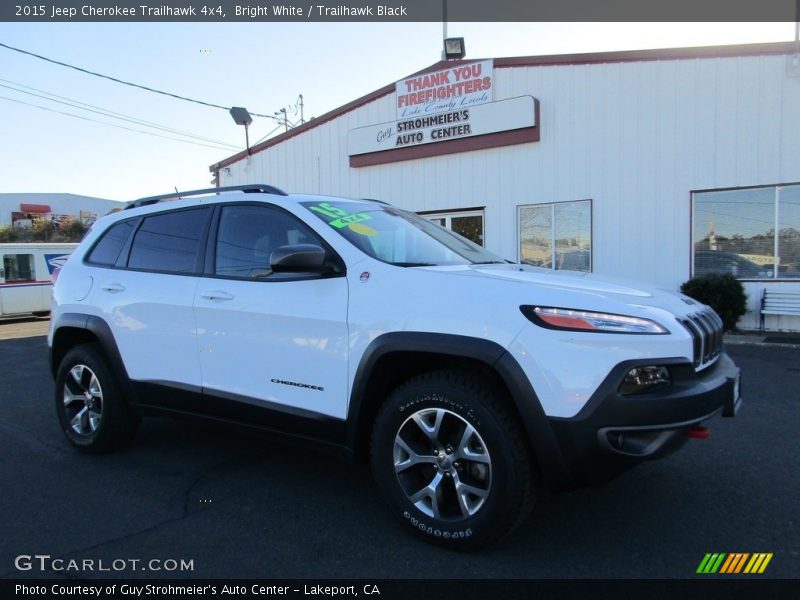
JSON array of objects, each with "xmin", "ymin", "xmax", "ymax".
[
  {"xmin": 193, "ymin": 203, "xmax": 349, "ymax": 419},
  {"xmin": 87, "ymin": 208, "xmax": 212, "ymax": 390}
]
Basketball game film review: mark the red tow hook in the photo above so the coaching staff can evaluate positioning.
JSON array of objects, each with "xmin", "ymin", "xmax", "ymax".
[{"xmin": 687, "ymin": 425, "xmax": 711, "ymax": 439}]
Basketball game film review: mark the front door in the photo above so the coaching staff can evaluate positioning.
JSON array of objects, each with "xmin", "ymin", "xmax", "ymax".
[{"xmin": 194, "ymin": 203, "xmax": 349, "ymax": 420}]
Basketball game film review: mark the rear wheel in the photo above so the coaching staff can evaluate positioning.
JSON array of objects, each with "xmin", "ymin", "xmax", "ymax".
[
  {"xmin": 370, "ymin": 369, "xmax": 536, "ymax": 550},
  {"xmin": 54, "ymin": 344, "xmax": 140, "ymax": 453}
]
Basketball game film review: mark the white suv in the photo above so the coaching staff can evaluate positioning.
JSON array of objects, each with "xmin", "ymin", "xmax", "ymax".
[{"xmin": 49, "ymin": 185, "xmax": 741, "ymax": 549}]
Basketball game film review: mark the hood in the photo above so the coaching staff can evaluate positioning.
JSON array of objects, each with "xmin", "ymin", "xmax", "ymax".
[{"xmin": 416, "ymin": 263, "xmax": 704, "ymax": 318}]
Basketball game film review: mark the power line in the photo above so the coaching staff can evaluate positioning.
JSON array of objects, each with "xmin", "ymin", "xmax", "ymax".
[
  {"xmin": 0, "ymin": 95, "xmax": 238, "ymax": 151},
  {"xmin": 0, "ymin": 79, "xmax": 241, "ymax": 150},
  {"xmin": 253, "ymin": 123, "xmax": 286, "ymax": 145},
  {"xmin": 0, "ymin": 41, "xmax": 280, "ymax": 121}
]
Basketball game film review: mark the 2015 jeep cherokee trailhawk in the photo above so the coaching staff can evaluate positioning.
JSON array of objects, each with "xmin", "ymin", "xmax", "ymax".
[{"xmin": 49, "ymin": 185, "xmax": 742, "ymax": 549}]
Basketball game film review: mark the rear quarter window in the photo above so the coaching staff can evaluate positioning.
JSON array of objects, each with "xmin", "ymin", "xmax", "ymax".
[{"xmin": 86, "ymin": 220, "xmax": 135, "ymax": 266}]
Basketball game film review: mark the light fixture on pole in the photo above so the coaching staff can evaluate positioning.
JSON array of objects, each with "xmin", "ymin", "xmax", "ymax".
[
  {"xmin": 443, "ymin": 37, "xmax": 466, "ymax": 60},
  {"xmin": 229, "ymin": 106, "xmax": 253, "ymax": 154}
]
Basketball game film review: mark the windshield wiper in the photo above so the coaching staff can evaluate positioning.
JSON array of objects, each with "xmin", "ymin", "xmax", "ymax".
[
  {"xmin": 472, "ymin": 260, "xmax": 508, "ymax": 264},
  {"xmin": 393, "ymin": 262, "xmax": 438, "ymax": 267}
]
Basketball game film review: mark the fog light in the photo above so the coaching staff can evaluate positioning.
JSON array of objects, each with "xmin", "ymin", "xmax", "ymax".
[{"xmin": 619, "ymin": 366, "xmax": 671, "ymax": 395}]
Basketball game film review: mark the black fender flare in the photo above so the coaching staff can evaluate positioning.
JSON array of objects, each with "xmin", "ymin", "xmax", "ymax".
[
  {"xmin": 345, "ymin": 332, "xmax": 575, "ymax": 489},
  {"xmin": 49, "ymin": 313, "xmax": 137, "ymax": 403}
]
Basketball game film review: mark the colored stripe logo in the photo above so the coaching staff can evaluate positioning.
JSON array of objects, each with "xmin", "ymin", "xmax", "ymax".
[{"xmin": 697, "ymin": 553, "xmax": 773, "ymax": 574}]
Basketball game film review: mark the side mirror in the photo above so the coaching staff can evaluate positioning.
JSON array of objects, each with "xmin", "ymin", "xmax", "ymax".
[{"xmin": 270, "ymin": 244, "xmax": 331, "ymax": 274}]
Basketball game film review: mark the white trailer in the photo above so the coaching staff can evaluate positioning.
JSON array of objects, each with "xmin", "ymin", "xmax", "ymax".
[{"xmin": 0, "ymin": 243, "xmax": 77, "ymax": 317}]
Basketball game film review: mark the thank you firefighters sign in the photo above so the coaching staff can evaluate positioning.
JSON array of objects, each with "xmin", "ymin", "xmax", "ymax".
[
  {"xmin": 395, "ymin": 60, "xmax": 493, "ymax": 119},
  {"xmin": 348, "ymin": 61, "xmax": 538, "ymax": 160}
]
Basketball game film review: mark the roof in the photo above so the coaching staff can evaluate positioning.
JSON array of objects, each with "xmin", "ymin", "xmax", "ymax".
[{"xmin": 209, "ymin": 41, "xmax": 798, "ymax": 172}]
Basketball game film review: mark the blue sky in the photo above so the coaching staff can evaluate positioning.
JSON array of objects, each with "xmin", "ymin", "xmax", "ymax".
[{"xmin": 0, "ymin": 22, "xmax": 794, "ymax": 201}]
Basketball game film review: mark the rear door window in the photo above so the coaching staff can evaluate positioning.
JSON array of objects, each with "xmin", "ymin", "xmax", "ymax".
[{"xmin": 128, "ymin": 208, "xmax": 210, "ymax": 274}]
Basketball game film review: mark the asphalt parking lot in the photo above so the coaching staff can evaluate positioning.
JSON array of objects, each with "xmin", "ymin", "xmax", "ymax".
[{"xmin": 0, "ymin": 317, "xmax": 797, "ymax": 579}]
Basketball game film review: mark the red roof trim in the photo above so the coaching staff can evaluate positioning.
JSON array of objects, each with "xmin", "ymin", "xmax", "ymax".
[
  {"xmin": 20, "ymin": 203, "xmax": 51, "ymax": 213},
  {"xmin": 492, "ymin": 41, "xmax": 796, "ymax": 68},
  {"xmin": 210, "ymin": 41, "xmax": 797, "ymax": 171}
]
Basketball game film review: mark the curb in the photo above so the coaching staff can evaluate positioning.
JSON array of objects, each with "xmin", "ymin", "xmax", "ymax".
[{"xmin": 723, "ymin": 338, "xmax": 800, "ymax": 350}]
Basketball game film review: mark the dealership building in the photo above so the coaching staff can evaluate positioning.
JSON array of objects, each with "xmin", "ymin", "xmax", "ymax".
[{"xmin": 211, "ymin": 41, "xmax": 800, "ymax": 331}]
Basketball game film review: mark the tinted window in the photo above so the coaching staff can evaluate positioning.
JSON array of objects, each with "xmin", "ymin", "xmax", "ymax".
[
  {"xmin": 86, "ymin": 220, "xmax": 135, "ymax": 266},
  {"xmin": 215, "ymin": 205, "xmax": 319, "ymax": 278},
  {"xmin": 128, "ymin": 209, "xmax": 209, "ymax": 273}
]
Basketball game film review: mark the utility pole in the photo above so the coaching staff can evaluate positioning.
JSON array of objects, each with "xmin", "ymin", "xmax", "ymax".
[
  {"xmin": 275, "ymin": 107, "xmax": 288, "ymax": 132},
  {"xmin": 298, "ymin": 94, "xmax": 304, "ymax": 125}
]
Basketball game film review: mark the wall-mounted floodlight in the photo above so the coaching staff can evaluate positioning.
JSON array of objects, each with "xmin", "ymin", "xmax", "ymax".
[
  {"xmin": 229, "ymin": 106, "xmax": 253, "ymax": 154},
  {"xmin": 443, "ymin": 37, "xmax": 465, "ymax": 60}
]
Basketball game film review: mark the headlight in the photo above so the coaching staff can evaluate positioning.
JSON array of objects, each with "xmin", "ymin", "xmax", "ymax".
[{"xmin": 520, "ymin": 306, "xmax": 669, "ymax": 334}]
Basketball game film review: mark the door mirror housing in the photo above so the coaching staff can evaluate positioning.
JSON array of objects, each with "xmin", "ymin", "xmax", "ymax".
[{"xmin": 270, "ymin": 244, "xmax": 332, "ymax": 274}]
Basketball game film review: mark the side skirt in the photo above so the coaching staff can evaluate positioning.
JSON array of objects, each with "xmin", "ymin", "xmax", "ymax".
[{"xmin": 130, "ymin": 381, "xmax": 351, "ymax": 458}]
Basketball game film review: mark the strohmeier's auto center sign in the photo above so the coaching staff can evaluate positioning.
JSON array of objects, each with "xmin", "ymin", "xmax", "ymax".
[
  {"xmin": 348, "ymin": 96, "xmax": 537, "ymax": 157},
  {"xmin": 348, "ymin": 61, "xmax": 538, "ymax": 161}
]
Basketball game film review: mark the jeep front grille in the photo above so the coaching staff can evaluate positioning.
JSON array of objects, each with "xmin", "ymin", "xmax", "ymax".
[{"xmin": 677, "ymin": 309, "xmax": 724, "ymax": 371}]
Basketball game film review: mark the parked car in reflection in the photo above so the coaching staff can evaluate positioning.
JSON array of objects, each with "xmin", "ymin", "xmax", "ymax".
[{"xmin": 694, "ymin": 251, "xmax": 772, "ymax": 278}]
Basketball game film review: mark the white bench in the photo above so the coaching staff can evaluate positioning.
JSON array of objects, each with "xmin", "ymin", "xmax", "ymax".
[{"xmin": 760, "ymin": 288, "xmax": 800, "ymax": 331}]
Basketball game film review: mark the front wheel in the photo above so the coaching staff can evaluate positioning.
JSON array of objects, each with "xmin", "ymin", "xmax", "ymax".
[{"xmin": 370, "ymin": 370, "xmax": 536, "ymax": 550}]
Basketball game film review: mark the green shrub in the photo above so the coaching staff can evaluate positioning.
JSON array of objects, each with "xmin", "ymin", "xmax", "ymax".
[
  {"xmin": 57, "ymin": 219, "xmax": 89, "ymax": 242},
  {"xmin": 0, "ymin": 225, "xmax": 18, "ymax": 243},
  {"xmin": 31, "ymin": 219, "xmax": 56, "ymax": 241},
  {"xmin": 680, "ymin": 273, "xmax": 747, "ymax": 331}
]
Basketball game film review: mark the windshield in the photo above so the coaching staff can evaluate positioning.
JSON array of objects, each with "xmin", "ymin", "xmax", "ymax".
[{"xmin": 301, "ymin": 200, "xmax": 507, "ymax": 266}]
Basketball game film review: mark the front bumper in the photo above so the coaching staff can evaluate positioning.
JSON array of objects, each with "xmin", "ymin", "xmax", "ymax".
[{"xmin": 548, "ymin": 352, "xmax": 741, "ymax": 486}]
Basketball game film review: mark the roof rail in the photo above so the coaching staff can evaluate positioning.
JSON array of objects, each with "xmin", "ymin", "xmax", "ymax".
[{"xmin": 125, "ymin": 184, "xmax": 288, "ymax": 210}]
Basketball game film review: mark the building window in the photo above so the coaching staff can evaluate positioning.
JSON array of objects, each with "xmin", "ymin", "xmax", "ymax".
[
  {"xmin": 518, "ymin": 200, "xmax": 592, "ymax": 272},
  {"xmin": 692, "ymin": 184, "xmax": 800, "ymax": 279},
  {"xmin": 420, "ymin": 209, "xmax": 484, "ymax": 246}
]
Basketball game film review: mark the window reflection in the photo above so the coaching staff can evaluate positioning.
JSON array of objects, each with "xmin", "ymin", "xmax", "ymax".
[
  {"xmin": 519, "ymin": 200, "xmax": 591, "ymax": 272},
  {"xmin": 693, "ymin": 185, "xmax": 799, "ymax": 279}
]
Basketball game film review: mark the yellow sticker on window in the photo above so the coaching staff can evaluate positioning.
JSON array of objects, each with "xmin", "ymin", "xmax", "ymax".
[{"xmin": 348, "ymin": 222, "xmax": 377, "ymax": 236}]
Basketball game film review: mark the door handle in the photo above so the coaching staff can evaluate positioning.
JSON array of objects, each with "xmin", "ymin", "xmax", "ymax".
[
  {"xmin": 100, "ymin": 283, "xmax": 125, "ymax": 293},
  {"xmin": 200, "ymin": 290, "xmax": 234, "ymax": 301}
]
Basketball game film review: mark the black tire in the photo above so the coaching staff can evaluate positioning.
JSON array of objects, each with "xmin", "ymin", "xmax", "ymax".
[
  {"xmin": 54, "ymin": 343, "xmax": 140, "ymax": 454},
  {"xmin": 370, "ymin": 369, "xmax": 536, "ymax": 550}
]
